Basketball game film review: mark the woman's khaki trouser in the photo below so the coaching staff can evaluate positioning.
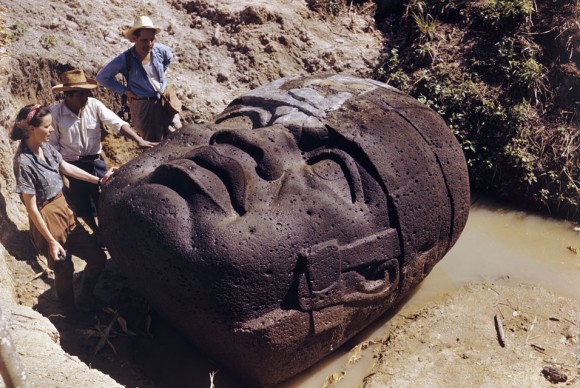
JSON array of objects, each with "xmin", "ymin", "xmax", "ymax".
[{"xmin": 29, "ymin": 194, "xmax": 106, "ymax": 305}]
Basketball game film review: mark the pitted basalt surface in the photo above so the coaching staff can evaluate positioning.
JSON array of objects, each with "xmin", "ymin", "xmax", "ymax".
[{"xmin": 99, "ymin": 74, "xmax": 470, "ymax": 387}]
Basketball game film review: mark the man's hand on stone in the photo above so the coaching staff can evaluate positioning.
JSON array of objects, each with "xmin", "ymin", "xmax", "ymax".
[{"xmin": 137, "ymin": 139, "xmax": 158, "ymax": 148}]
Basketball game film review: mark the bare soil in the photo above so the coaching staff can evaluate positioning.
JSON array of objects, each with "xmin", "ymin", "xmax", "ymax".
[
  {"xmin": 0, "ymin": 1, "xmax": 578, "ymax": 387},
  {"xmin": 363, "ymin": 282, "xmax": 579, "ymax": 388}
]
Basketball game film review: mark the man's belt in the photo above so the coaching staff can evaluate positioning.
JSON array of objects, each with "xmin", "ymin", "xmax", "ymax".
[
  {"xmin": 134, "ymin": 96, "xmax": 159, "ymax": 101},
  {"xmin": 76, "ymin": 154, "xmax": 101, "ymax": 162}
]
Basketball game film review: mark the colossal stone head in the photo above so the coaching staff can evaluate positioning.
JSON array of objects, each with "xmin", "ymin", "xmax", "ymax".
[{"xmin": 99, "ymin": 74, "xmax": 470, "ymax": 387}]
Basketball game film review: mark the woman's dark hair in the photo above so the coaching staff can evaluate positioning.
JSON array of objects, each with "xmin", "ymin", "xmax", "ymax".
[{"xmin": 10, "ymin": 104, "xmax": 52, "ymax": 141}]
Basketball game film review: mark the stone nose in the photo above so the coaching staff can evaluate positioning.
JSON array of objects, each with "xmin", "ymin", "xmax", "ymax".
[{"xmin": 209, "ymin": 125, "xmax": 301, "ymax": 181}]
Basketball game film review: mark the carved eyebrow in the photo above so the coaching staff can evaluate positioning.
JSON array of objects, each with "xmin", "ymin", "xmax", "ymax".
[
  {"xmin": 306, "ymin": 148, "xmax": 364, "ymax": 204},
  {"xmin": 210, "ymin": 127, "xmax": 296, "ymax": 181},
  {"xmin": 210, "ymin": 131, "xmax": 265, "ymax": 170}
]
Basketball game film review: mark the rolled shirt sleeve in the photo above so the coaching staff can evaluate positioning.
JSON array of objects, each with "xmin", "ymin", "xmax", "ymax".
[
  {"xmin": 96, "ymin": 53, "xmax": 128, "ymax": 96},
  {"xmin": 159, "ymin": 43, "xmax": 173, "ymax": 72},
  {"xmin": 14, "ymin": 164, "xmax": 37, "ymax": 196},
  {"xmin": 156, "ymin": 43, "xmax": 173, "ymax": 90},
  {"xmin": 93, "ymin": 98, "xmax": 128, "ymax": 135}
]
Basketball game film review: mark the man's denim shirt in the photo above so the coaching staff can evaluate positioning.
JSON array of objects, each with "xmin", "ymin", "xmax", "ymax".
[{"xmin": 96, "ymin": 43, "xmax": 173, "ymax": 98}]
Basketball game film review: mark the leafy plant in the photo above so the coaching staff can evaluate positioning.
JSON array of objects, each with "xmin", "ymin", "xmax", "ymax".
[
  {"xmin": 474, "ymin": 0, "xmax": 535, "ymax": 33},
  {"xmin": 307, "ymin": 0, "xmax": 345, "ymax": 16},
  {"xmin": 472, "ymin": 35, "xmax": 547, "ymax": 104},
  {"xmin": 12, "ymin": 21, "xmax": 26, "ymax": 39},
  {"xmin": 404, "ymin": 0, "xmax": 469, "ymax": 21},
  {"xmin": 373, "ymin": 48, "xmax": 413, "ymax": 91},
  {"xmin": 1, "ymin": 21, "xmax": 26, "ymax": 43},
  {"xmin": 374, "ymin": 0, "xmax": 579, "ymax": 219},
  {"xmin": 40, "ymin": 34, "xmax": 57, "ymax": 50},
  {"xmin": 411, "ymin": 11, "xmax": 437, "ymax": 42}
]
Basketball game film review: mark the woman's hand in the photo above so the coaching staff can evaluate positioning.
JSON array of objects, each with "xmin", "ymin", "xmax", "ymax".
[
  {"xmin": 48, "ymin": 240, "xmax": 66, "ymax": 263},
  {"xmin": 99, "ymin": 167, "xmax": 118, "ymax": 186}
]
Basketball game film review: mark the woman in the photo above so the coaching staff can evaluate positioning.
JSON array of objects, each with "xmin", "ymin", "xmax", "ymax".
[{"xmin": 11, "ymin": 104, "xmax": 114, "ymax": 312}]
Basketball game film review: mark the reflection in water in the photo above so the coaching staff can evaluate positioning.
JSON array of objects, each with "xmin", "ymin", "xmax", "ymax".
[
  {"xmin": 135, "ymin": 199, "xmax": 579, "ymax": 387},
  {"xmin": 279, "ymin": 198, "xmax": 579, "ymax": 387}
]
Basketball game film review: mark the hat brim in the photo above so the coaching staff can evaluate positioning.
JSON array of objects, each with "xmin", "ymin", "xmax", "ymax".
[
  {"xmin": 52, "ymin": 79, "xmax": 98, "ymax": 93},
  {"xmin": 125, "ymin": 26, "xmax": 162, "ymax": 41}
]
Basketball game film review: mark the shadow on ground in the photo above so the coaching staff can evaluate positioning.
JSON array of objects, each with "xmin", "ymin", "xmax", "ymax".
[{"xmin": 33, "ymin": 259, "xmax": 245, "ymax": 388}]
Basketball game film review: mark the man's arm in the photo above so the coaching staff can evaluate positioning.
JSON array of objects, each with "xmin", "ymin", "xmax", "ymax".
[
  {"xmin": 156, "ymin": 43, "xmax": 173, "ymax": 72},
  {"xmin": 93, "ymin": 98, "xmax": 157, "ymax": 148},
  {"xmin": 119, "ymin": 124, "xmax": 157, "ymax": 148},
  {"xmin": 96, "ymin": 53, "xmax": 129, "ymax": 96}
]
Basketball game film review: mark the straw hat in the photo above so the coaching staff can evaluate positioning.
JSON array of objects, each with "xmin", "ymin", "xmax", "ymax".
[
  {"xmin": 124, "ymin": 16, "xmax": 161, "ymax": 40},
  {"xmin": 51, "ymin": 69, "xmax": 98, "ymax": 93}
]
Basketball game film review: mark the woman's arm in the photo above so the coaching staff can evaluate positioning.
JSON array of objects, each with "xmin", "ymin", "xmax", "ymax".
[
  {"xmin": 59, "ymin": 161, "xmax": 116, "ymax": 185},
  {"xmin": 22, "ymin": 193, "xmax": 64, "ymax": 262},
  {"xmin": 59, "ymin": 161, "xmax": 99, "ymax": 184}
]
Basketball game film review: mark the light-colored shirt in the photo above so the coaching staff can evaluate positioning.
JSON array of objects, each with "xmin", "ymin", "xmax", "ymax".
[
  {"xmin": 143, "ymin": 61, "xmax": 162, "ymax": 92},
  {"xmin": 14, "ymin": 142, "xmax": 63, "ymax": 208},
  {"xmin": 49, "ymin": 97, "xmax": 128, "ymax": 161},
  {"xmin": 96, "ymin": 44, "xmax": 173, "ymax": 98}
]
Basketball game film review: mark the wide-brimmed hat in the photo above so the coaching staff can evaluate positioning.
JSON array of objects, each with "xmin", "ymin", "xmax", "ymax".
[
  {"xmin": 51, "ymin": 69, "xmax": 98, "ymax": 93},
  {"xmin": 124, "ymin": 16, "xmax": 161, "ymax": 41}
]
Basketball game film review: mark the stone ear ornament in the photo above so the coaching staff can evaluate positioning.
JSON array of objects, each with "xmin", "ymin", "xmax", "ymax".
[{"xmin": 296, "ymin": 229, "xmax": 401, "ymax": 311}]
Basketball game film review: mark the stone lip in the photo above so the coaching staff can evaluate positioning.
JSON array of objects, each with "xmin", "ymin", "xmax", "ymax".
[{"xmin": 99, "ymin": 74, "xmax": 470, "ymax": 387}]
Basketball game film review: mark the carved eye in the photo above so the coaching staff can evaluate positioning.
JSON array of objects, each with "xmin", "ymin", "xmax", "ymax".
[
  {"xmin": 308, "ymin": 150, "xmax": 363, "ymax": 203},
  {"xmin": 311, "ymin": 157, "xmax": 352, "ymax": 200}
]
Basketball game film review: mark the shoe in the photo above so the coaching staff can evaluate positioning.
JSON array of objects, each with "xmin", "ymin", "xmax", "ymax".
[
  {"xmin": 76, "ymin": 293, "xmax": 102, "ymax": 314},
  {"xmin": 58, "ymin": 298, "xmax": 77, "ymax": 313}
]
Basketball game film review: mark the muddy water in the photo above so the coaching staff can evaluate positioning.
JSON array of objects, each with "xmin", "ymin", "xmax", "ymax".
[
  {"xmin": 278, "ymin": 199, "xmax": 580, "ymax": 388},
  {"xmin": 137, "ymin": 199, "xmax": 579, "ymax": 387}
]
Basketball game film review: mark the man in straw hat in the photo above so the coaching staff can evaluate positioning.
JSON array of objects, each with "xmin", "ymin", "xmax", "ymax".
[
  {"xmin": 50, "ymin": 68, "xmax": 156, "ymax": 237},
  {"xmin": 97, "ymin": 16, "xmax": 177, "ymax": 142}
]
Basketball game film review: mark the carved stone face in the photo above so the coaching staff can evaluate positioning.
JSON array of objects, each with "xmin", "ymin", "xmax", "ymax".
[{"xmin": 99, "ymin": 74, "xmax": 470, "ymax": 387}]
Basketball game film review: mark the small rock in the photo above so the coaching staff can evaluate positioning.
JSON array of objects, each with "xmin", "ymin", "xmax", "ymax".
[
  {"xmin": 50, "ymin": 18, "xmax": 60, "ymax": 29},
  {"xmin": 541, "ymin": 366, "xmax": 567, "ymax": 383}
]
